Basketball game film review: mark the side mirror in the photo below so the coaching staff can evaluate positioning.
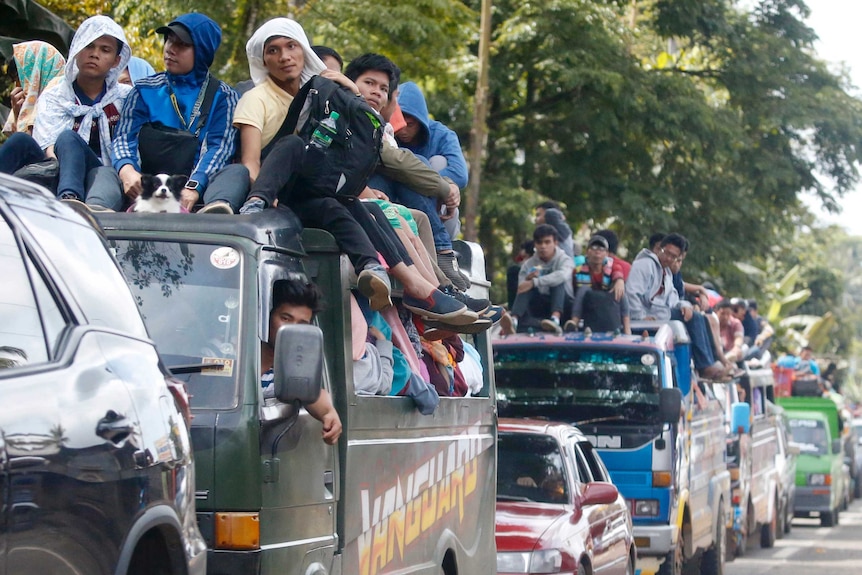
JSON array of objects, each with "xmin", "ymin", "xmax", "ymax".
[
  {"xmin": 787, "ymin": 443, "xmax": 801, "ymax": 456},
  {"xmin": 659, "ymin": 388, "xmax": 682, "ymax": 424},
  {"xmin": 731, "ymin": 402, "xmax": 751, "ymax": 435},
  {"xmin": 832, "ymin": 438, "xmax": 842, "ymax": 455},
  {"xmin": 581, "ymin": 482, "xmax": 619, "ymax": 506},
  {"xmin": 273, "ymin": 324, "xmax": 324, "ymax": 404}
]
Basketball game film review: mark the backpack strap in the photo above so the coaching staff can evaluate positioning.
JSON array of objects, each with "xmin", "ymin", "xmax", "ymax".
[
  {"xmin": 192, "ymin": 76, "xmax": 221, "ymax": 138},
  {"xmin": 261, "ymin": 76, "xmax": 341, "ymax": 159}
]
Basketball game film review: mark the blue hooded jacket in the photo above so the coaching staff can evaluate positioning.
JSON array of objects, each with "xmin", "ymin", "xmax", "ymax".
[
  {"xmin": 396, "ymin": 82, "xmax": 468, "ymax": 189},
  {"xmin": 112, "ymin": 13, "xmax": 239, "ymax": 190}
]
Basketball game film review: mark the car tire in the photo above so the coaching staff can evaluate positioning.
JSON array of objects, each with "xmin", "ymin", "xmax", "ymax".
[
  {"xmin": 578, "ymin": 562, "xmax": 587, "ymax": 575},
  {"xmin": 701, "ymin": 502, "xmax": 726, "ymax": 575},
  {"xmin": 625, "ymin": 552, "xmax": 635, "ymax": 575},
  {"xmin": 820, "ymin": 509, "xmax": 836, "ymax": 527},
  {"xmin": 658, "ymin": 526, "xmax": 685, "ymax": 575},
  {"xmin": 855, "ymin": 476, "xmax": 862, "ymax": 499},
  {"xmin": 776, "ymin": 500, "xmax": 785, "ymax": 540},
  {"xmin": 784, "ymin": 497, "xmax": 793, "ymax": 534},
  {"xmin": 760, "ymin": 499, "xmax": 777, "ymax": 548}
]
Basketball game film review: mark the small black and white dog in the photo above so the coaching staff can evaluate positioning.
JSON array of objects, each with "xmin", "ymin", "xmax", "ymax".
[{"xmin": 133, "ymin": 174, "xmax": 188, "ymax": 213}]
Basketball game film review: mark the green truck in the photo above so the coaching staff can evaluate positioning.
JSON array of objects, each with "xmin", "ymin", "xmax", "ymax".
[
  {"xmin": 96, "ymin": 210, "xmax": 499, "ymax": 575},
  {"xmin": 777, "ymin": 396, "xmax": 847, "ymax": 526}
]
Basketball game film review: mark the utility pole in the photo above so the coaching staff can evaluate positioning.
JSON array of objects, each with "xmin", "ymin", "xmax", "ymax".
[{"xmin": 465, "ymin": 0, "xmax": 492, "ymax": 242}]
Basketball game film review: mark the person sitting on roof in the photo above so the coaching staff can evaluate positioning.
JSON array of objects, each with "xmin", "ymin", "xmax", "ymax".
[{"xmin": 566, "ymin": 234, "xmax": 630, "ymax": 334}]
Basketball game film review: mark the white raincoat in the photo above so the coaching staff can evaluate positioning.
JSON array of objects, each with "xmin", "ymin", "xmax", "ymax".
[{"xmin": 33, "ymin": 15, "xmax": 132, "ymax": 163}]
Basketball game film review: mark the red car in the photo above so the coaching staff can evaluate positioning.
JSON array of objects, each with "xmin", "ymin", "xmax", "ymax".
[{"xmin": 496, "ymin": 419, "xmax": 636, "ymax": 575}]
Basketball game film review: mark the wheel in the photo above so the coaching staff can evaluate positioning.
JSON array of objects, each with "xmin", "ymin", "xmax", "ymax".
[
  {"xmin": 855, "ymin": 476, "xmax": 862, "ymax": 499},
  {"xmin": 760, "ymin": 499, "xmax": 777, "ymax": 548},
  {"xmin": 658, "ymin": 525, "xmax": 684, "ymax": 575},
  {"xmin": 702, "ymin": 502, "xmax": 727, "ymax": 575},
  {"xmin": 577, "ymin": 563, "xmax": 587, "ymax": 575},
  {"xmin": 776, "ymin": 500, "xmax": 786, "ymax": 540},
  {"xmin": 724, "ymin": 527, "xmax": 737, "ymax": 562},
  {"xmin": 735, "ymin": 502, "xmax": 753, "ymax": 557},
  {"xmin": 820, "ymin": 508, "xmax": 836, "ymax": 527},
  {"xmin": 784, "ymin": 496, "xmax": 794, "ymax": 534},
  {"xmin": 624, "ymin": 553, "xmax": 635, "ymax": 575}
]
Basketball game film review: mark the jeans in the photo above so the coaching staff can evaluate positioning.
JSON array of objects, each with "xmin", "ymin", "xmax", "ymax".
[
  {"xmin": 0, "ymin": 132, "xmax": 45, "ymax": 174},
  {"xmin": 511, "ymin": 283, "xmax": 572, "ymax": 332},
  {"xmin": 368, "ymin": 173, "xmax": 452, "ymax": 251},
  {"xmin": 671, "ymin": 308, "xmax": 716, "ymax": 370},
  {"xmin": 87, "ymin": 163, "xmax": 250, "ymax": 211},
  {"xmin": 53, "ymin": 130, "xmax": 102, "ymax": 200}
]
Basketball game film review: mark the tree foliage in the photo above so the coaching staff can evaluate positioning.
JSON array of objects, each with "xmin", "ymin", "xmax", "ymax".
[{"xmin": 9, "ymin": 0, "xmax": 862, "ymax": 351}]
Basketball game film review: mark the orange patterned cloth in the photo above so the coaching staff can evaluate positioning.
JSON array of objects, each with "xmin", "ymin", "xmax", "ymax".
[{"xmin": 2, "ymin": 41, "xmax": 65, "ymax": 134}]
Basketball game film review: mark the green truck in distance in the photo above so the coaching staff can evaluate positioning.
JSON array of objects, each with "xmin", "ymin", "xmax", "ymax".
[{"xmin": 778, "ymin": 396, "xmax": 847, "ymax": 526}]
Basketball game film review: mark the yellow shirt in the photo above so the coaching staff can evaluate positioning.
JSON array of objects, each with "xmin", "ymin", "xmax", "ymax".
[{"xmin": 233, "ymin": 76, "xmax": 294, "ymax": 149}]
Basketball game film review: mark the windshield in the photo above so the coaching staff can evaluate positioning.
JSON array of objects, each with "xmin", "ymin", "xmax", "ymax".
[
  {"xmin": 110, "ymin": 239, "xmax": 242, "ymax": 409},
  {"xmin": 497, "ymin": 432, "xmax": 568, "ymax": 504},
  {"xmin": 494, "ymin": 345, "xmax": 662, "ymax": 423},
  {"xmin": 788, "ymin": 418, "xmax": 829, "ymax": 456}
]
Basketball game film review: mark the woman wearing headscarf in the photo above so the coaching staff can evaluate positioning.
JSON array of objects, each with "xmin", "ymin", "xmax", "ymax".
[
  {"xmin": 0, "ymin": 41, "xmax": 65, "ymax": 174},
  {"xmin": 2, "ymin": 40, "xmax": 66, "ymax": 135}
]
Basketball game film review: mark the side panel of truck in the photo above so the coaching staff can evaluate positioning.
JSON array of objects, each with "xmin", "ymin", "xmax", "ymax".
[{"xmin": 305, "ymin": 233, "xmax": 498, "ymax": 575}]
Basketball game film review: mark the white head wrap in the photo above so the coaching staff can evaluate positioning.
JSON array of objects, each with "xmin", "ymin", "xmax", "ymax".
[
  {"xmin": 33, "ymin": 15, "xmax": 132, "ymax": 163},
  {"xmin": 246, "ymin": 18, "xmax": 326, "ymax": 87}
]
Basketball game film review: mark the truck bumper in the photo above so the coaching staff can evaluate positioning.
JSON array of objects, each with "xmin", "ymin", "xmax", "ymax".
[
  {"xmin": 793, "ymin": 486, "xmax": 832, "ymax": 514},
  {"xmin": 634, "ymin": 524, "xmax": 675, "ymax": 556}
]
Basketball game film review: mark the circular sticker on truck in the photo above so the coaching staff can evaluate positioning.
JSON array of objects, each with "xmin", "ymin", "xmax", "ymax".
[
  {"xmin": 210, "ymin": 247, "xmax": 239, "ymax": 269},
  {"xmin": 641, "ymin": 354, "xmax": 656, "ymax": 366}
]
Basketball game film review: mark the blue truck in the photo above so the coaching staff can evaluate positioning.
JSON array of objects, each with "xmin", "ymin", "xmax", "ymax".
[{"xmin": 493, "ymin": 321, "xmax": 730, "ymax": 575}]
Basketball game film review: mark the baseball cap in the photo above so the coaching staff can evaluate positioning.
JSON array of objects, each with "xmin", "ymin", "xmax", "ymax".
[
  {"xmin": 156, "ymin": 22, "xmax": 193, "ymax": 45},
  {"xmin": 588, "ymin": 234, "xmax": 609, "ymax": 250}
]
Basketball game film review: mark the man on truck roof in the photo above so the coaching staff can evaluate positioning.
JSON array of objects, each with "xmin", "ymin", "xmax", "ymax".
[{"xmin": 262, "ymin": 277, "xmax": 342, "ymax": 445}]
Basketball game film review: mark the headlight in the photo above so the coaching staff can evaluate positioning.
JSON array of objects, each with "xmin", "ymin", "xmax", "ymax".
[
  {"xmin": 529, "ymin": 549, "xmax": 563, "ymax": 573},
  {"xmin": 808, "ymin": 473, "xmax": 831, "ymax": 486},
  {"xmin": 496, "ymin": 550, "xmax": 563, "ymax": 574},
  {"xmin": 497, "ymin": 552, "xmax": 530, "ymax": 573},
  {"xmin": 633, "ymin": 499, "xmax": 660, "ymax": 516}
]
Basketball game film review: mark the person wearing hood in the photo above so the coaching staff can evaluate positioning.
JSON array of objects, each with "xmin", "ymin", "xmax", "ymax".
[
  {"xmin": 88, "ymin": 13, "xmax": 247, "ymax": 213},
  {"xmin": 365, "ymin": 81, "xmax": 468, "ymax": 290},
  {"xmin": 0, "ymin": 40, "xmax": 66, "ymax": 175},
  {"xmin": 118, "ymin": 56, "xmax": 157, "ymax": 86},
  {"xmin": 542, "ymin": 207, "xmax": 576, "ymax": 258},
  {"xmin": 26, "ymin": 16, "xmax": 133, "ymax": 204},
  {"xmin": 2, "ymin": 41, "xmax": 66, "ymax": 137}
]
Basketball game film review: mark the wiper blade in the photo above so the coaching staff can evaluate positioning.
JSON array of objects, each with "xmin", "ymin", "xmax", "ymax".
[{"xmin": 169, "ymin": 362, "xmax": 225, "ymax": 375}]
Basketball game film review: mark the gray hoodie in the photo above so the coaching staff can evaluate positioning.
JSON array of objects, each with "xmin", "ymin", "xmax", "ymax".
[
  {"xmin": 542, "ymin": 208, "xmax": 578, "ymax": 257},
  {"xmin": 519, "ymin": 246, "xmax": 574, "ymax": 298},
  {"xmin": 625, "ymin": 248, "xmax": 691, "ymax": 320}
]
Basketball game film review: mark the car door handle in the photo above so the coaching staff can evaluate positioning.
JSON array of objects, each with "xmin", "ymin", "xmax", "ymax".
[{"xmin": 96, "ymin": 410, "xmax": 133, "ymax": 443}]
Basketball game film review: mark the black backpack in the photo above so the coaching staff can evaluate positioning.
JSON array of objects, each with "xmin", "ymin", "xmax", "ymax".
[{"xmin": 274, "ymin": 75, "xmax": 384, "ymax": 197}]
